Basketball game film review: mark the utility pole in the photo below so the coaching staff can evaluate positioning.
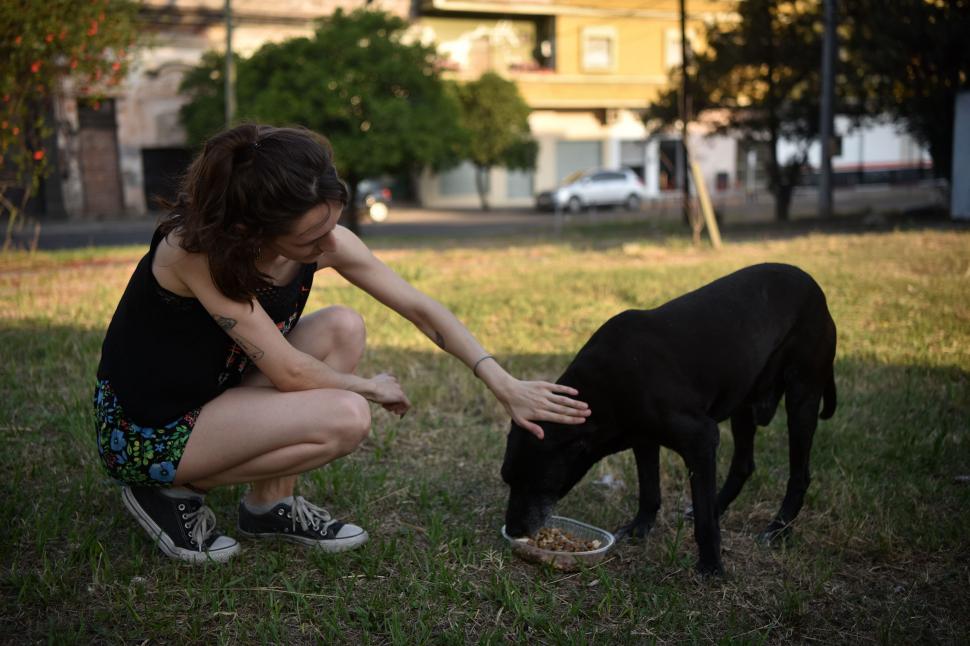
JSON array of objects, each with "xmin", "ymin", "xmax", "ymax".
[
  {"xmin": 225, "ymin": 0, "xmax": 236, "ymax": 127},
  {"xmin": 678, "ymin": 0, "xmax": 691, "ymax": 227},
  {"xmin": 818, "ymin": 0, "xmax": 836, "ymax": 217}
]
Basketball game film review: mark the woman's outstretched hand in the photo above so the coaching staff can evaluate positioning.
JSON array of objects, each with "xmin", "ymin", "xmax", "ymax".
[
  {"xmin": 498, "ymin": 380, "xmax": 590, "ymax": 440},
  {"xmin": 365, "ymin": 373, "xmax": 411, "ymax": 417}
]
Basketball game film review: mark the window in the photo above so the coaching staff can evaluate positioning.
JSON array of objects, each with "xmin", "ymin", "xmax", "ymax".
[
  {"xmin": 438, "ymin": 161, "xmax": 479, "ymax": 196},
  {"xmin": 506, "ymin": 169, "xmax": 534, "ymax": 198},
  {"xmin": 664, "ymin": 27, "xmax": 697, "ymax": 70},
  {"xmin": 582, "ymin": 26, "xmax": 617, "ymax": 72}
]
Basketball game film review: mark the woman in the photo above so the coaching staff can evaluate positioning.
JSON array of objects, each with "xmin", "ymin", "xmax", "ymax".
[{"xmin": 94, "ymin": 124, "xmax": 590, "ymax": 563}]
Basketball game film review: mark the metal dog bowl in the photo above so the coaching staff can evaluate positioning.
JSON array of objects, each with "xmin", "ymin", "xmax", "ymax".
[{"xmin": 501, "ymin": 515, "xmax": 616, "ymax": 571}]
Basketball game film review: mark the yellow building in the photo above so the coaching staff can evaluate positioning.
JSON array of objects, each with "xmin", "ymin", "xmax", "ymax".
[
  {"xmin": 42, "ymin": 0, "xmax": 732, "ymax": 218},
  {"xmin": 414, "ymin": 0, "xmax": 735, "ymax": 207}
]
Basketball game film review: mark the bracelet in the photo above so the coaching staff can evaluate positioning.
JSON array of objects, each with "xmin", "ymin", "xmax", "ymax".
[{"xmin": 472, "ymin": 354, "xmax": 496, "ymax": 378}]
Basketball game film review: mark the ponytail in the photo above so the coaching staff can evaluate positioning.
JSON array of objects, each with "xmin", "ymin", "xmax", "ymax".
[{"xmin": 158, "ymin": 124, "xmax": 349, "ymax": 302}]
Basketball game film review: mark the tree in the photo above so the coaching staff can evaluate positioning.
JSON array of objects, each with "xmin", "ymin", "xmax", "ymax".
[
  {"xmin": 842, "ymin": 0, "xmax": 970, "ymax": 189},
  {"xmin": 0, "ymin": 0, "xmax": 136, "ymax": 243},
  {"xmin": 644, "ymin": 0, "xmax": 826, "ymax": 221},
  {"xmin": 178, "ymin": 50, "xmax": 242, "ymax": 151},
  {"xmin": 454, "ymin": 72, "xmax": 537, "ymax": 211},
  {"xmin": 179, "ymin": 9, "xmax": 465, "ymax": 233}
]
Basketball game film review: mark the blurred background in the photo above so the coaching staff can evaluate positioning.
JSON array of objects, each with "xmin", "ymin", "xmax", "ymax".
[{"xmin": 2, "ymin": 0, "xmax": 968, "ymax": 244}]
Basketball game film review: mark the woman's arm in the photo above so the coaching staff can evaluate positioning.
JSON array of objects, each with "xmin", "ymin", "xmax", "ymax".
[
  {"xmin": 323, "ymin": 227, "xmax": 589, "ymax": 438},
  {"xmin": 167, "ymin": 239, "xmax": 409, "ymax": 413}
]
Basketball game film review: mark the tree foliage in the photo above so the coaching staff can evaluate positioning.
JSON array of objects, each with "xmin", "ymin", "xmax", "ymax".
[
  {"xmin": 0, "ymin": 0, "xmax": 136, "ymax": 237},
  {"xmin": 454, "ymin": 72, "xmax": 537, "ymax": 210},
  {"xmin": 841, "ymin": 0, "xmax": 970, "ymax": 186},
  {"xmin": 179, "ymin": 9, "xmax": 465, "ymax": 232},
  {"xmin": 644, "ymin": 0, "xmax": 826, "ymax": 221}
]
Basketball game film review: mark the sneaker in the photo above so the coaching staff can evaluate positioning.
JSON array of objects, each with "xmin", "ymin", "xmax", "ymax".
[
  {"xmin": 121, "ymin": 486, "xmax": 240, "ymax": 563},
  {"xmin": 237, "ymin": 495, "xmax": 368, "ymax": 552}
]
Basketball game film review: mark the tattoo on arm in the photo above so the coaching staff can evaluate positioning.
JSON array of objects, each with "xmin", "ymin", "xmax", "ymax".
[
  {"xmin": 215, "ymin": 315, "xmax": 237, "ymax": 332},
  {"xmin": 214, "ymin": 314, "xmax": 265, "ymax": 360},
  {"xmin": 232, "ymin": 334, "xmax": 265, "ymax": 361},
  {"xmin": 433, "ymin": 330, "xmax": 446, "ymax": 350}
]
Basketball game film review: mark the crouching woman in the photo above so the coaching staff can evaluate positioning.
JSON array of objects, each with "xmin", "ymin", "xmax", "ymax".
[{"xmin": 93, "ymin": 124, "xmax": 589, "ymax": 563}]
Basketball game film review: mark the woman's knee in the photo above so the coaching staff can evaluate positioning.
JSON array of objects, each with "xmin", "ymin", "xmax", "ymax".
[
  {"xmin": 313, "ymin": 390, "xmax": 370, "ymax": 454},
  {"xmin": 325, "ymin": 306, "xmax": 366, "ymax": 351}
]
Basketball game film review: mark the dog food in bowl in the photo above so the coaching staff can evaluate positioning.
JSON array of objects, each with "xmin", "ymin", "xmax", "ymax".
[
  {"xmin": 520, "ymin": 527, "xmax": 603, "ymax": 552},
  {"xmin": 501, "ymin": 515, "xmax": 615, "ymax": 571}
]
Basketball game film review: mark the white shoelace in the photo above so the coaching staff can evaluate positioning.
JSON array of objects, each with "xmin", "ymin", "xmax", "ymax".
[
  {"xmin": 184, "ymin": 504, "xmax": 217, "ymax": 550},
  {"xmin": 291, "ymin": 496, "xmax": 337, "ymax": 534}
]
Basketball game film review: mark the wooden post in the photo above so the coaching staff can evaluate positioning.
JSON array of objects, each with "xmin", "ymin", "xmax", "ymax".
[{"xmin": 689, "ymin": 159, "xmax": 722, "ymax": 248}]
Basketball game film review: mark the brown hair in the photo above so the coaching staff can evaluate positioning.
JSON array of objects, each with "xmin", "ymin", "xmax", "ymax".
[{"xmin": 159, "ymin": 124, "xmax": 349, "ymax": 302}]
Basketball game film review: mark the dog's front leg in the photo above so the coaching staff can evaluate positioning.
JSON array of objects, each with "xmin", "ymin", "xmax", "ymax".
[
  {"xmin": 672, "ymin": 414, "xmax": 724, "ymax": 576},
  {"xmin": 614, "ymin": 442, "xmax": 660, "ymax": 540}
]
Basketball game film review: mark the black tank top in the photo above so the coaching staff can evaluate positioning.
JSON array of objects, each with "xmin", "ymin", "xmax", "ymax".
[{"xmin": 97, "ymin": 228, "xmax": 316, "ymax": 426}]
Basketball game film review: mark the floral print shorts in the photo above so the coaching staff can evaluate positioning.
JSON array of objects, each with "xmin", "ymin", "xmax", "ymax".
[{"xmin": 93, "ymin": 379, "xmax": 199, "ymax": 486}]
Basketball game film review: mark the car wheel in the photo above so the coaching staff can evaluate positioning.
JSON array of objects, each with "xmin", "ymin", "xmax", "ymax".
[
  {"xmin": 567, "ymin": 196, "xmax": 583, "ymax": 214},
  {"xmin": 624, "ymin": 194, "xmax": 642, "ymax": 212}
]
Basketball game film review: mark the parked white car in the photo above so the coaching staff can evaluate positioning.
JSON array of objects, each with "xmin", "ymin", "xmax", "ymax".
[{"xmin": 535, "ymin": 168, "xmax": 646, "ymax": 213}]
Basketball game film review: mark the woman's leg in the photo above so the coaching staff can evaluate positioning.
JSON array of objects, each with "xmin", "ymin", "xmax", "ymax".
[{"xmin": 174, "ymin": 306, "xmax": 368, "ymax": 495}]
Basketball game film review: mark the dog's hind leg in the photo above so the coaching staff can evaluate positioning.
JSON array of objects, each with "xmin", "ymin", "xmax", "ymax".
[
  {"xmin": 717, "ymin": 407, "xmax": 757, "ymax": 516},
  {"xmin": 614, "ymin": 442, "xmax": 660, "ymax": 540},
  {"xmin": 758, "ymin": 383, "xmax": 822, "ymax": 545}
]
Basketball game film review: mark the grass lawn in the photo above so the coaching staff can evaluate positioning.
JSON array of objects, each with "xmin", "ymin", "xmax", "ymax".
[{"xmin": 1, "ymin": 221, "xmax": 968, "ymax": 643}]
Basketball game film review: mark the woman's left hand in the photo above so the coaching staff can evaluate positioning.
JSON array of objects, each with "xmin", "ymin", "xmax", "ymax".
[{"xmin": 498, "ymin": 380, "xmax": 590, "ymax": 440}]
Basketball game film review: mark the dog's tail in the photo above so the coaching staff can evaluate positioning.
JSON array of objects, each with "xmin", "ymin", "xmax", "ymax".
[{"xmin": 819, "ymin": 366, "xmax": 837, "ymax": 420}]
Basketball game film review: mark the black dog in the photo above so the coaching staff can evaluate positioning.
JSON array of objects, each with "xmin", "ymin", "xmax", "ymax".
[{"xmin": 501, "ymin": 263, "xmax": 837, "ymax": 575}]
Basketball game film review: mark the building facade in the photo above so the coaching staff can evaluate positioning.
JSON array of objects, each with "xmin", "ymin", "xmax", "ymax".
[
  {"xmin": 413, "ymin": 0, "xmax": 732, "ymax": 208},
  {"xmin": 39, "ymin": 0, "xmax": 931, "ymax": 219},
  {"xmin": 47, "ymin": 0, "xmax": 410, "ymax": 219}
]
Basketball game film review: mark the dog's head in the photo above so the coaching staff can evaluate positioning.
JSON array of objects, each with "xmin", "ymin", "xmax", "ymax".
[{"xmin": 500, "ymin": 416, "xmax": 600, "ymax": 537}]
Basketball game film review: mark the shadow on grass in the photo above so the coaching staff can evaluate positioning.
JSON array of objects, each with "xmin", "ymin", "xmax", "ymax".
[{"xmin": 1, "ymin": 320, "xmax": 968, "ymax": 642}]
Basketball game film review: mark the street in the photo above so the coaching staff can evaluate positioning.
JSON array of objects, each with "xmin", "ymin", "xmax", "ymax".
[{"xmin": 5, "ymin": 183, "xmax": 950, "ymax": 250}]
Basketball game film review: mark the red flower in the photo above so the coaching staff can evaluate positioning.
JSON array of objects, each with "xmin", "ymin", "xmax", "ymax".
[
  {"xmin": 30, "ymin": 60, "xmax": 42, "ymax": 74},
  {"xmin": 14, "ymin": 36, "xmax": 21, "ymax": 45},
  {"xmin": 87, "ymin": 21, "xmax": 98, "ymax": 36},
  {"xmin": 70, "ymin": 58, "xmax": 78, "ymax": 70},
  {"xmin": 111, "ymin": 61, "xmax": 121, "ymax": 72},
  {"xmin": 33, "ymin": 150, "xmax": 44, "ymax": 161},
  {"xmin": 45, "ymin": 33, "xmax": 54, "ymax": 43}
]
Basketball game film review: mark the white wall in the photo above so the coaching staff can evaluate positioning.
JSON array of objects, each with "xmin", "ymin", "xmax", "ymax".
[
  {"xmin": 777, "ymin": 116, "xmax": 932, "ymax": 171},
  {"xmin": 688, "ymin": 126, "xmax": 736, "ymax": 196}
]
